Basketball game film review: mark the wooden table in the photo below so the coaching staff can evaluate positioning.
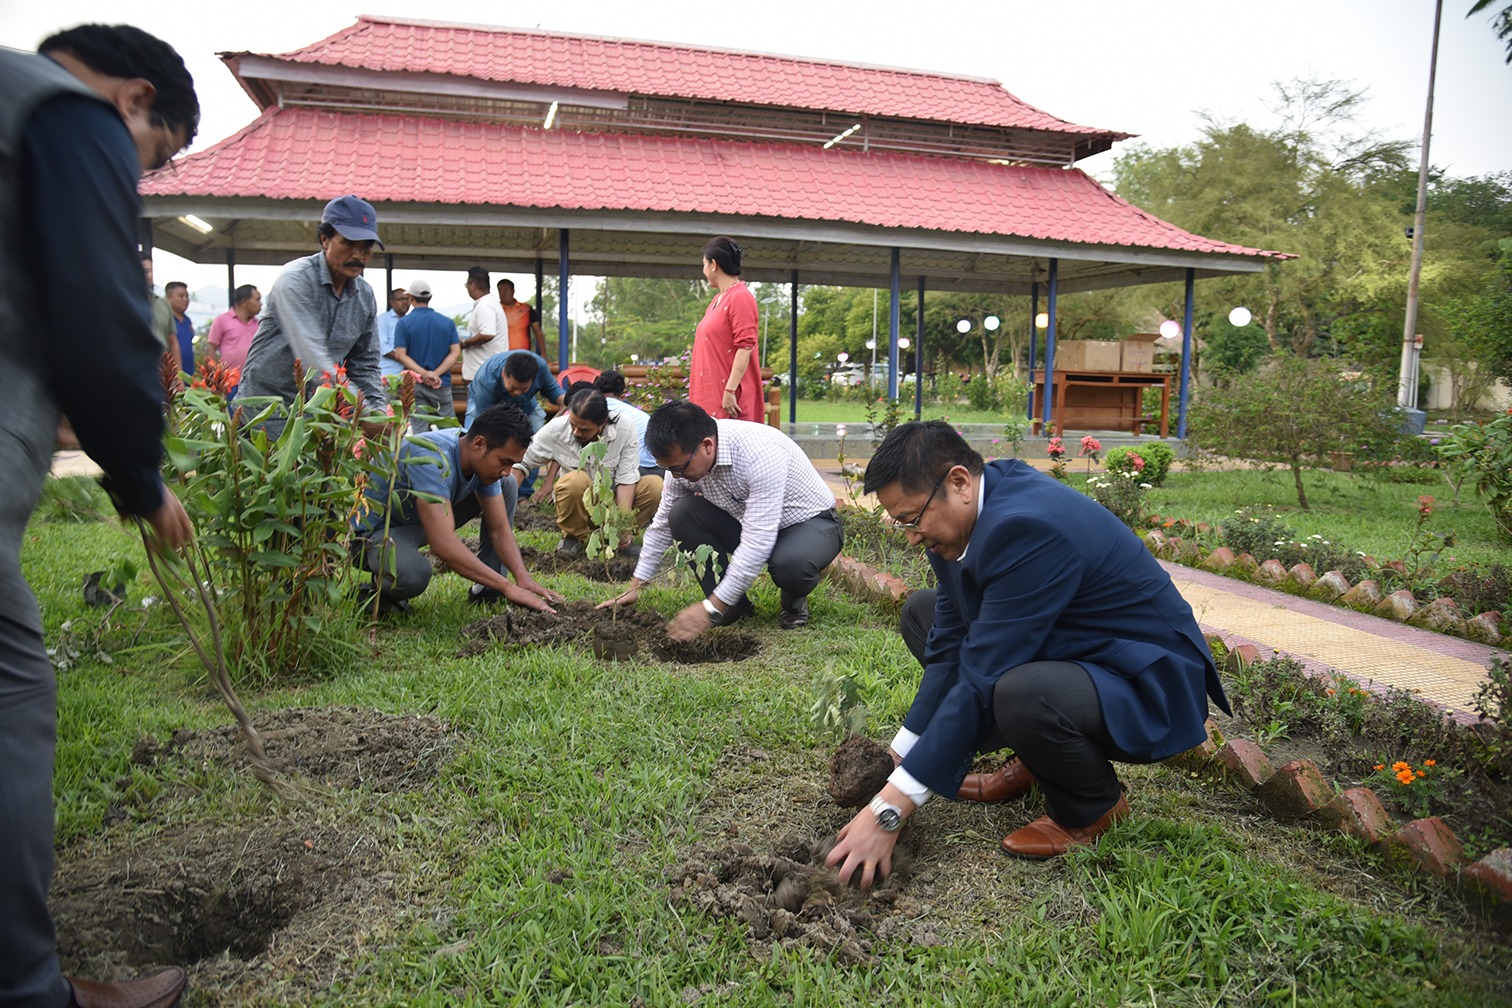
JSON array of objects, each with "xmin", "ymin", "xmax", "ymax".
[{"xmin": 1029, "ymin": 370, "xmax": 1170, "ymax": 437}]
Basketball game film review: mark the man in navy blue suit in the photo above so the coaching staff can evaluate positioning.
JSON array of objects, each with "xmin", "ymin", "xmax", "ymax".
[{"xmin": 827, "ymin": 421, "xmax": 1228, "ymax": 888}]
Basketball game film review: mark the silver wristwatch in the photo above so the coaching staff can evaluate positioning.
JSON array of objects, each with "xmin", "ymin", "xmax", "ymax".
[{"xmin": 869, "ymin": 795, "xmax": 903, "ymax": 832}]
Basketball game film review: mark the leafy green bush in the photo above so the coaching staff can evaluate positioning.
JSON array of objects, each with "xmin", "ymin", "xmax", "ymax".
[
  {"xmin": 1436, "ymin": 409, "xmax": 1512, "ymax": 540},
  {"xmin": 965, "ymin": 372, "xmax": 997, "ymax": 410},
  {"xmin": 1083, "ymin": 470, "xmax": 1150, "ymax": 529},
  {"xmin": 1105, "ymin": 442, "xmax": 1175, "ymax": 487},
  {"xmin": 1220, "ymin": 506, "xmax": 1298, "ymax": 558},
  {"xmin": 37, "ymin": 476, "xmax": 113, "ymax": 523}
]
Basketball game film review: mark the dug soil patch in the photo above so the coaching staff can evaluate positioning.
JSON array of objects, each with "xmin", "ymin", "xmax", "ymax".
[
  {"xmin": 519, "ymin": 544, "xmax": 638, "ymax": 582},
  {"xmin": 54, "ymin": 706, "xmax": 459, "ymax": 1003},
  {"xmin": 459, "ymin": 600, "xmax": 763, "ymax": 664},
  {"xmin": 129, "ymin": 706, "xmax": 459, "ymax": 795}
]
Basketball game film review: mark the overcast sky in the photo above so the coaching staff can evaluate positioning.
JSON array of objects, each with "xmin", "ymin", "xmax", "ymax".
[{"xmin": 5, "ymin": 0, "xmax": 1509, "ymax": 308}]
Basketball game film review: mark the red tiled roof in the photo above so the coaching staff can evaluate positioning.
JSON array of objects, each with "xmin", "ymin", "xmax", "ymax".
[
  {"xmin": 142, "ymin": 107, "xmax": 1281, "ymax": 260},
  {"xmin": 249, "ymin": 16, "xmax": 1125, "ymax": 138}
]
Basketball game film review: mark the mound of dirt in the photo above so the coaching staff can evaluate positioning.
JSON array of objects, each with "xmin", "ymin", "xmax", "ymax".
[
  {"xmin": 828, "ymin": 736, "xmax": 894, "ymax": 808},
  {"xmin": 130, "ymin": 706, "xmax": 458, "ymax": 794},
  {"xmin": 458, "ymin": 599, "xmax": 668, "ymax": 657},
  {"xmin": 666, "ymin": 833, "xmax": 917, "ymax": 965},
  {"xmin": 518, "ymin": 544, "xmax": 639, "ymax": 582},
  {"xmin": 651, "ymin": 631, "xmax": 761, "ymax": 665}
]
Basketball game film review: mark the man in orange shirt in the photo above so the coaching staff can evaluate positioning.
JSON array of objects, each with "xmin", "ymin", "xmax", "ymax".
[{"xmin": 497, "ymin": 277, "xmax": 546, "ymax": 358}]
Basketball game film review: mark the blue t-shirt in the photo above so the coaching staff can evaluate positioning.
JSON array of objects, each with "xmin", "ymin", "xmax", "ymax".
[
  {"xmin": 357, "ymin": 429, "xmax": 501, "ymax": 532},
  {"xmin": 393, "ymin": 305, "xmax": 459, "ymax": 383},
  {"xmin": 465, "ymin": 349, "xmax": 563, "ymax": 424},
  {"xmin": 175, "ymin": 314, "xmax": 195, "ymax": 375}
]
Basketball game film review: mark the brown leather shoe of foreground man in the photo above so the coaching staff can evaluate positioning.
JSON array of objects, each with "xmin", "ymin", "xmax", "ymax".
[
  {"xmin": 955, "ymin": 757, "xmax": 1036, "ymax": 802},
  {"xmin": 999, "ymin": 795, "xmax": 1131, "ymax": 860},
  {"xmin": 67, "ymin": 966, "xmax": 187, "ymax": 1008}
]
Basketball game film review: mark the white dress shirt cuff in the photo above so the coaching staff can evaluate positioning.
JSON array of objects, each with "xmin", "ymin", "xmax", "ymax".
[
  {"xmin": 889, "ymin": 727, "xmax": 921, "ymax": 758},
  {"xmin": 887, "ymin": 766, "xmax": 932, "ymax": 809}
]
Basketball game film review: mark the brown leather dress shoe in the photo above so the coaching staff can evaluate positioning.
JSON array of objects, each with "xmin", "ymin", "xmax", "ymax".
[
  {"xmin": 999, "ymin": 794, "xmax": 1131, "ymax": 861},
  {"xmin": 68, "ymin": 966, "xmax": 186, "ymax": 1008},
  {"xmin": 956, "ymin": 757, "xmax": 1036, "ymax": 803}
]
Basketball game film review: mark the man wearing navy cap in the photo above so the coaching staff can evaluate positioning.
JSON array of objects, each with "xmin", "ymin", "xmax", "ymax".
[{"xmin": 237, "ymin": 194, "xmax": 389, "ymax": 428}]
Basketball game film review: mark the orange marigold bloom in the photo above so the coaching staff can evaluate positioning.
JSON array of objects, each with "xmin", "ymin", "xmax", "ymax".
[
  {"xmin": 1396, "ymin": 771, "xmax": 1415, "ymax": 785},
  {"xmin": 1424, "ymin": 759, "xmax": 1436, "ymax": 766},
  {"xmin": 1392, "ymin": 761, "xmax": 1411, "ymax": 772},
  {"xmin": 1373, "ymin": 764, "xmax": 1385, "ymax": 771}
]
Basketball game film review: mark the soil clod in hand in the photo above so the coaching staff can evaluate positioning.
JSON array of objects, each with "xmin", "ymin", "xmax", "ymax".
[{"xmin": 828, "ymin": 736, "xmax": 894, "ymax": 808}]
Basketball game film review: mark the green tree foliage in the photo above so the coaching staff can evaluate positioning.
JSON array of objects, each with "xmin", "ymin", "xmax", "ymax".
[
  {"xmin": 1469, "ymin": 0, "xmax": 1512, "ymax": 64},
  {"xmin": 1186, "ymin": 356, "xmax": 1404, "ymax": 510},
  {"xmin": 1112, "ymin": 78, "xmax": 1414, "ymax": 365}
]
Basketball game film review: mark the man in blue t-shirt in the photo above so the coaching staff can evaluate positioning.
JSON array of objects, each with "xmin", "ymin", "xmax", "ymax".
[
  {"xmin": 353, "ymin": 404, "xmax": 563, "ymax": 613},
  {"xmin": 464, "ymin": 349, "xmax": 564, "ymax": 429},
  {"xmin": 392, "ymin": 278, "xmax": 460, "ymax": 432}
]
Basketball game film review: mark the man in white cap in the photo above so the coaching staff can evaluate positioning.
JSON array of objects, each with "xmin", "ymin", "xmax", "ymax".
[
  {"xmin": 391, "ymin": 278, "xmax": 460, "ymax": 432},
  {"xmin": 237, "ymin": 194, "xmax": 388, "ymax": 429}
]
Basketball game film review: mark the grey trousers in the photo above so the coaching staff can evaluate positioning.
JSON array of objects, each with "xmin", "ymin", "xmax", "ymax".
[
  {"xmin": 0, "ymin": 545, "xmax": 73, "ymax": 1007},
  {"xmin": 408, "ymin": 381, "xmax": 454, "ymax": 434},
  {"xmin": 355, "ymin": 480, "xmax": 517, "ymax": 600},
  {"xmin": 665, "ymin": 496, "xmax": 843, "ymax": 603},
  {"xmin": 900, "ymin": 589, "xmax": 1138, "ymax": 828}
]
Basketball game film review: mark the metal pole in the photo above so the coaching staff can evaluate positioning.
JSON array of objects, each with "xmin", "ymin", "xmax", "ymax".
[
  {"xmin": 1028, "ymin": 280, "xmax": 1039, "ymax": 420},
  {"xmin": 534, "ymin": 256, "xmax": 544, "ymax": 312},
  {"xmin": 1178, "ymin": 268, "xmax": 1195, "ymax": 439},
  {"xmin": 557, "ymin": 229, "xmax": 569, "ymax": 367},
  {"xmin": 384, "ymin": 253, "xmax": 393, "ymax": 302},
  {"xmin": 914, "ymin": 275, "xmax": 925, "ymax": 419},
  {"xmin": 888, "ymin": 248, "xmax": 901, "ymax": 401},
  {"xmin": 788, "ymin": 270, "xmax": 799, "ymax": 426},
  {"xmin": 1041, "ymin": 260, "xmax": 1058, "ymax": 431},
  {"xmin": 1399, "ymin": 0, "xmax": 1441, "ymax": 424},
  {"xmin": 225, "ymin": 247, "xmax": 236, "ymax": 298}
]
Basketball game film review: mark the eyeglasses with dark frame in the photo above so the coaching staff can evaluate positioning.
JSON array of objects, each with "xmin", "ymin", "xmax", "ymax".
[
  {"xmin": 666, "ymin": 440, "xmax": 707, "ymax": 478},
  {"xmin": 890, "ymin": 471, "xmax": 948, "ymax": 529}
]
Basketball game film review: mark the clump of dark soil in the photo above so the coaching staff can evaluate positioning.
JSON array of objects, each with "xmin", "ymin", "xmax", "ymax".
[
  {"xmin": 828, "ymin": 736, "xmax": 894, "ymax": 808},
  {"xmin": 512, "ymin": 503, "xmax": 560, "ymax": 533},
  {"xmin": 459, "ymin": 600, "xmax": 761, "ymax": 664},
  {"xmin": 458, "ymin": 599, "xmax": 667, "ymax": 657},
  {"xmin": 666, "ymin": 832, "xmax": 915, "ymax": 965},
  {"xmin": 519, "ymin": 544, "xmax": 638, "ymax": 582},
  {"xmin": 650, "ymin": 631, "xmax": 762, "ymax": 665},
  {"xmin": 129, "ymin": 706, "xmax": 459, "ymax": 794}
]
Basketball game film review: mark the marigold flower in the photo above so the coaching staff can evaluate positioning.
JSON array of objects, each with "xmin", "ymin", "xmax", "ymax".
[
  {"xmin": 1396, "ymin": 770, "xmax": 1415, "ymax": 785},
  {"xmin": 1326, "ymin": 688, "xmax": 1336, "ymax": 695},
  {"xmin": 1373, "ymin": 764, "xmax": 1385, "ymax": 771},
  {"xmin": 1392, "ymin": 761, "xmax": 1410, "ymax": 772},
  {"xmin": 1424, "ymin": 759, "xmax": 1435, "ymax": 766}
]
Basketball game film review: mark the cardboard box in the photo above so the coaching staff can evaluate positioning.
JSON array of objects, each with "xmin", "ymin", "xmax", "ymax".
[
  {"xmin": 1122, "ymin": 333, "xmax": 1161, "ymax": 372},
  {"xmin": 1053, "ymin": 340, "xmax": 1122, "ymax": 371}
]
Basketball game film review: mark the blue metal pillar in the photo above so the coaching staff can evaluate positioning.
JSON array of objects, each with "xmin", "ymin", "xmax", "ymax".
[
  {"xmin": 914, "ymin": 275, "xmax": 925, "ymax": 419},
  {"xmin": 384, "ymin": 253, "xmax": 393, "ymax": 301},
  {"xmin": 1040, "ymin": 260, "xmax": 1058, "ymax": 431},
  {"xmin": 1178, "ymin": 267, "xmax": 1195, "ymax": 439},
  {"xmin": 887, "ymin": 248, "xmax": 901, "ymax": 401},
  {"xmin": 534, "ymin": 256, "xmax": 544, "ymax": 313},
  {"xmin": 226, "ymin": 247, "xmax": 236, "ymax": 297},
  {"xmin": 789, "ymin": 270, "xmax": 799, "ymax": 426},
  {"xmin": 1027, "ymin": 280, "xmax": 1039, "ymax": 420},
  {"xmin": 557, "ymin": 230, "xmax": 570, "ymax": 366}
]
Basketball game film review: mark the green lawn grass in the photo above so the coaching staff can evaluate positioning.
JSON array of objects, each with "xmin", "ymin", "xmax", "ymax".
[
  {"xmin": 1107, "ymin": 468, "xmax": 1509, "ymax": 571},
  {"xmin": 24, "ymin": 501, "xmax": 1512, "ymax": 1006}
]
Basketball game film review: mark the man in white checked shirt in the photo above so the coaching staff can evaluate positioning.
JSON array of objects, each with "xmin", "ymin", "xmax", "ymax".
[{"xmin": 598, "ymin": 400, "xmax": 842, "ymax": 639}]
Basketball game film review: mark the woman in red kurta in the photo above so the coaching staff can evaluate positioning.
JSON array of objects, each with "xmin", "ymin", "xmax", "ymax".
[{"xmin": 690, "ymin": 236, "xmax": 763, "ymax": 421}]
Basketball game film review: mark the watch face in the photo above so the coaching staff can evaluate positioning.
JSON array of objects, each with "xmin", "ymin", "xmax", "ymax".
[{"xmin": 876, "ymin": 807, "xmax": 902, "ymax": 832}]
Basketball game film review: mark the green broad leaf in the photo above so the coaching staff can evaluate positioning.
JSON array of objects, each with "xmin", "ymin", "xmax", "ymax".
[{"xmin": 250, "ymin": 550, "xmax": 301, "ymax": 568}]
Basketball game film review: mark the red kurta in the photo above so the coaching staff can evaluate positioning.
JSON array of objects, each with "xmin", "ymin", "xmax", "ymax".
[{"xmin": 689, "ymin": 280, "xmax": 763, "ymax": 421}]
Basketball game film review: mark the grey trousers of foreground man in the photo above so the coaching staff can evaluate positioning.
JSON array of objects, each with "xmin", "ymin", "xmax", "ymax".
[
  {"xmin": 1, "ymin": 547, "xmax": 75, "ymax": 1007},
  {"xmin": 356, "ymin": 479, "xmax": 518, "ymax": 600},
  {"xmin": 665, "ymin": 496, "xmax": 843, "ymax": 603},
  {"xmin": 900, "ymin": 589, "xmax": 1143, "ymax": 828}
]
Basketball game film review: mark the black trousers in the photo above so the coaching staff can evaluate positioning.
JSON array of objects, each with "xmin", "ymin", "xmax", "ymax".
[
  {"xmin": 666, "ymin": 496, "xmax": 842, "ymax": 603},
  {"xmin": 901, "ymin": 589, "xmax": 1140, "ymax": 828}
]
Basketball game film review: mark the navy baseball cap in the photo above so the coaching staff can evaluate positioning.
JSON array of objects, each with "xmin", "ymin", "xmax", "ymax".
[{"xmin": 321, "ymin": 195, "xmax": 383, "ymax": 247}]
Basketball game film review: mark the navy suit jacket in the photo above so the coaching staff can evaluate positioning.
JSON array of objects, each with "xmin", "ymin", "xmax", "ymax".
[{"xmin": 900, "ymin": 459, "xmax": 1230, "ymax": 797}]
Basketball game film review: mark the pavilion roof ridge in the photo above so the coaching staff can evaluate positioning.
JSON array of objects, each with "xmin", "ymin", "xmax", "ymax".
[{"xmin": 223, "ymin": 15, "xmax": 1129, "ymax": 140}]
